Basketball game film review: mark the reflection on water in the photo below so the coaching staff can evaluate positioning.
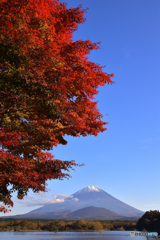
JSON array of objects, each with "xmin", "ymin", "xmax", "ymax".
[{"xmin": 0, "ymin": 231, "xmax": 158, "ymax": 240}]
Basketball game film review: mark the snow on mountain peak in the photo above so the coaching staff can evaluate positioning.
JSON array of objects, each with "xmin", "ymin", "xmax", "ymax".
[
  {"xmin": 74, "ymin": 186, "xmax": 102, "ymax": 194},
  {"xmin": 72, "ymin": 186, "xmax": 103, "ymax": 198},
  {"xmin": 86, "ymin": 186, "xmax": 101, "ymax": 192}
]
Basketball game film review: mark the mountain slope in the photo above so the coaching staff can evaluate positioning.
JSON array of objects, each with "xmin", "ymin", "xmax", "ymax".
[{"xmin": 9, "ymin": 206, "xmax": 123, "ymax": 220}]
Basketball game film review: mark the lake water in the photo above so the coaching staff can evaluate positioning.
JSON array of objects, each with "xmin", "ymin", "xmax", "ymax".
[{"xmin": 0, "ymin": 231, "xmax": 157, "ymax": 240}]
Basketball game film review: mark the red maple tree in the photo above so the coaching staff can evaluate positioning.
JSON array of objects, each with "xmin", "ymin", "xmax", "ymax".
[{"xmin": 0, "ymin": 0, "xmax": 114, "ymax": 213}]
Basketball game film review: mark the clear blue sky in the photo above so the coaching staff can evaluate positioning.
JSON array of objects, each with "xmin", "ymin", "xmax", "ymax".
[{"xmin": 1, "ymin": 0, "xmax": 160, "ymax": 216}]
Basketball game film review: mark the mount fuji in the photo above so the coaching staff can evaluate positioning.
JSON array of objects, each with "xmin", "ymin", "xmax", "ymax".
[{"xmin": 8, "ymin": 186, "xmax": 144, "ymax": 219}]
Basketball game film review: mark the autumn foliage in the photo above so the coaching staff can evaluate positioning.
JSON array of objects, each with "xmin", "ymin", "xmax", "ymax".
[{"xmin": 0, "ymin": 0, "xmax": 114, "ymax": 212}]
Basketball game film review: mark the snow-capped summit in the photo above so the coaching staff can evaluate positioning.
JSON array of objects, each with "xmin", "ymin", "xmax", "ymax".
[
  {"xmin": 72, "ymin": 186, "xmax": 103, "ymax": 199},
  {"xmin": 72, "ymin": 186, "xmax": 106, "ymax": 201},
  {"xmin": 75, "ymin": 186, "xmax": 102, "ymax": 194},
  {"xmin": 86, "ymin": 186, "xmax": 101, "ymax": 192}
]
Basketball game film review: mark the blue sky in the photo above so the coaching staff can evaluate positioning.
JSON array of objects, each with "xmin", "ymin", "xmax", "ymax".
[{"xmin": 1, "ymin": 0, "xmax": 160, "ymax": 216}]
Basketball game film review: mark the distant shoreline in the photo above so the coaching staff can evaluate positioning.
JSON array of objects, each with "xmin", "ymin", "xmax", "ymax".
[{"xmin": 0, "ymin": 229, "xmax": 130, "ymax": 232}]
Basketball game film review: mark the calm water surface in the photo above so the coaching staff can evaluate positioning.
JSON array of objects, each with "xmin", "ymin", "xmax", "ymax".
[{"xmin": 0, "ymin": 231, "xmax": 155, "ymax": 240}]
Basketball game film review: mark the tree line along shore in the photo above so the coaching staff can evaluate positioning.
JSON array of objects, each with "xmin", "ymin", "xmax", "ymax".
[{"xmin": 0, "ymin": 219, "xmax": 136, "ymax": 232}]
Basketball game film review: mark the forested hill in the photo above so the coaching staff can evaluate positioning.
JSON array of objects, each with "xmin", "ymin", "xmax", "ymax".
[{"xmin": 136, "ymin": 210, "xmax": 160, "ymax": 234}]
